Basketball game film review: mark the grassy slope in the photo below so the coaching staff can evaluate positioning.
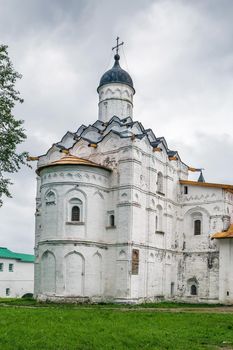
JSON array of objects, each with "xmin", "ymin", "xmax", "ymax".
[{"xmin": 0, "ymin": 306, "xmax": 233, "ymax": 349}]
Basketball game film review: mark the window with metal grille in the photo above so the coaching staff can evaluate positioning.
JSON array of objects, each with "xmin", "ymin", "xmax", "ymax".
[
  {"xmin": 71, "ymin": 206, "xmax": 80, "ymax": 221},
  {"xmin": 6, "ymin": 288, "xmax": 10, "ymax": 296},
  {"xmin": 9, "ymin": 263, "xmax": 14, "ymax": 272},
  {"xmin": 194, "ymin": 219, "xmax": 201, "ymax": 235},
  {"xmin": 0, "ymin": 263, "xmax": 3, "ymax": 271}
]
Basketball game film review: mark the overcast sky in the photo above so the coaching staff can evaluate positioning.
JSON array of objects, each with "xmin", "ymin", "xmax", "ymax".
[{"xmin": 0, "ymin": 0, "xmax": 233, "ymax": 253}]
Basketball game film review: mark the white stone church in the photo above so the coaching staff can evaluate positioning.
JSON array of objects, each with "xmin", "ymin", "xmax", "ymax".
[{"xmin": 34, "ymin": 44, "xmax": 233, "ymax": 304}]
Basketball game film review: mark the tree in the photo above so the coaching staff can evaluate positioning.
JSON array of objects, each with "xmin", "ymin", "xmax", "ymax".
[{"xmin": 0, "ymin": 45, "xmax": 28, "ymax": 206}]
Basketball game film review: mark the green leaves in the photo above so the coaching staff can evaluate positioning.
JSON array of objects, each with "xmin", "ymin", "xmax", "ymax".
[{"xmin": 0, "ymin": 44, "xmax": 28, "ymax": 206}]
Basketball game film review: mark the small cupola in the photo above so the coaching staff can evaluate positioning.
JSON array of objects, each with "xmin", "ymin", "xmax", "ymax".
[
  {"xmin": 97, "ymin": 38, "xmax": 135, "ymax": 123},
  {"xmin": 198, "ymin": 171, "xmax": 205, "ymax": 183}
]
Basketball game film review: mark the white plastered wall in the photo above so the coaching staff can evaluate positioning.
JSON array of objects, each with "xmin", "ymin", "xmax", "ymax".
[{"xmin": 0, "ymin": 258, "xmax": 34, "ymax": 298}]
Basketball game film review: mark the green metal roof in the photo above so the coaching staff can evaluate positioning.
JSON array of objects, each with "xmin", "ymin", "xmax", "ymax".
[{"xmin": 0, "ymin": 247, "xmax": 34, "ymax": 263}]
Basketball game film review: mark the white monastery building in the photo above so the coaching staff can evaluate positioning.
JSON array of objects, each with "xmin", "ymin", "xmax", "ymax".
[
  {"xmin": 0, "ymin": 247, "xmax": 34, "ymax": 297},
  {"xmin": 34, "ymin": 41, "xmax": 233, "ymax": 304}
]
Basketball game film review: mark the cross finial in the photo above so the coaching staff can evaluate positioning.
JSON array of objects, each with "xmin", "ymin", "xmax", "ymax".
[{"xmin": 112, "ymin": 36, "xmax": 124, "ymax": 55}]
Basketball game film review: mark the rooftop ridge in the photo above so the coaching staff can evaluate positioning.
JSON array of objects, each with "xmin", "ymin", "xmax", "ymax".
[{"xmin": 0, "ymin": 247, "xmax": 35, "ymax": 262}]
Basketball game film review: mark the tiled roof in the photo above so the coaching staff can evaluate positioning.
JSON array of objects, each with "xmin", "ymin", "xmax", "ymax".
[
  {"xmin": 212, "ymin": 224, "xmax": 233, "ymax": 239},
  {"xmin": 0, "ymin": 247, "xmax": 35, "ymax": 262}
]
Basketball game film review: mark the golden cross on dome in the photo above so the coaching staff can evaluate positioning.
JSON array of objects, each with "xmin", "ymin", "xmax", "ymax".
[{"xmin": 112, "ymin": 36, "xmax": 124, "ymax": 55}]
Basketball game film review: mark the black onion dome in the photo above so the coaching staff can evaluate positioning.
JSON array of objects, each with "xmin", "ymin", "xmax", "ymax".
[{"xmin": 97, "ymin": 54, "xmax": 135, "ymax": 93}]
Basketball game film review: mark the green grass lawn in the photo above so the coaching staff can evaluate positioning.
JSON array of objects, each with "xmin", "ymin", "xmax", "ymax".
[{"xmin": 0, "ymin": 302, "xmax": 233, "ymax": 349}]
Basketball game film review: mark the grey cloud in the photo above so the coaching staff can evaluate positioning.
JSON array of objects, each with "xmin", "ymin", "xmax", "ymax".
[{"xmin": 169, "ymin": 132, "xmax": 233, "ymax": 184}]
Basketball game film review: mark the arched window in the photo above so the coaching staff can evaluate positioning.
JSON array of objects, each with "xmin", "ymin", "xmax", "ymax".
[
  {"xmin": 69, "ymin": 198, "xmax": 83, "ymax": 222},
  {"xmin": 71, "ymin": 206, "xmax": 80, "ymax": 222},
  {"xmin": 191, "ymin": 284, "xmax": 197, "ymax": 295},
  {"xmin": 191, "ymin": 212, "xmax": 203, "ymax": 236},
  {"xmin": 157, "ymin": 172, "xmax": 164, "ymax": 194},
  {"xmin": 194, "ymin": 219, "xmax": 201, "ymax": 235},
  {"xmin": 109, "ymin": 214, "xmax": 115, "ymax": 227}
]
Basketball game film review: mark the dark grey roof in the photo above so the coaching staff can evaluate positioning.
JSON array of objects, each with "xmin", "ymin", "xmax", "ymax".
[
  {"xmin": 97, "ymin": 54, "xmax": 135, "ymax": 93},
  {"xmin": 41, "ymin": 115, "xmax": 191, "ymax": 170},
  {"xmin": 167, "ymin": 150, "xmax": 177, "ymax": 157}
]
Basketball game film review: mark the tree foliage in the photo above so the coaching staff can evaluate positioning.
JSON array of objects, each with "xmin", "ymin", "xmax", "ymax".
[{"xmin": 0, "ymin": 45, "xmax": 28, "ymax": 206}]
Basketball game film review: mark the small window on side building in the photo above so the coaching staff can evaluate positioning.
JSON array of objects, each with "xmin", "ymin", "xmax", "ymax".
[
  {"xmin": 6, "ymin": 288, "xmax": 10, "ymax": 296},
  {"xmin": 9, "ymin": 263, "xmax": 14, "ymax": 272},
  {"xmin": 0, "ymin": 263, "xmax": 3, "ymax": 272},
  {"xmin": 184, "ymin": 186, "xmax": 188, "ymax": 195}
]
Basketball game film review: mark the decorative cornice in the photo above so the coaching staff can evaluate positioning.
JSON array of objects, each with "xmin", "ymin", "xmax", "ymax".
[
  {"xmin": 117, "ymin": 201, "xmax": 141, "ymax": 208},
  {"xmin": 36, "ymin": 240, "xmax": 220, "ymax": 255},
  {"xmin": 146, "ymin": 207, "xmax": 157, "ymax": 212},
  {"xmin": 118, "ymin": 158, "xmax": 142, "ymax": 165},
  {"xmin": 164, "ymin": 213, "xmax": 173, "ymax": 218}
]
